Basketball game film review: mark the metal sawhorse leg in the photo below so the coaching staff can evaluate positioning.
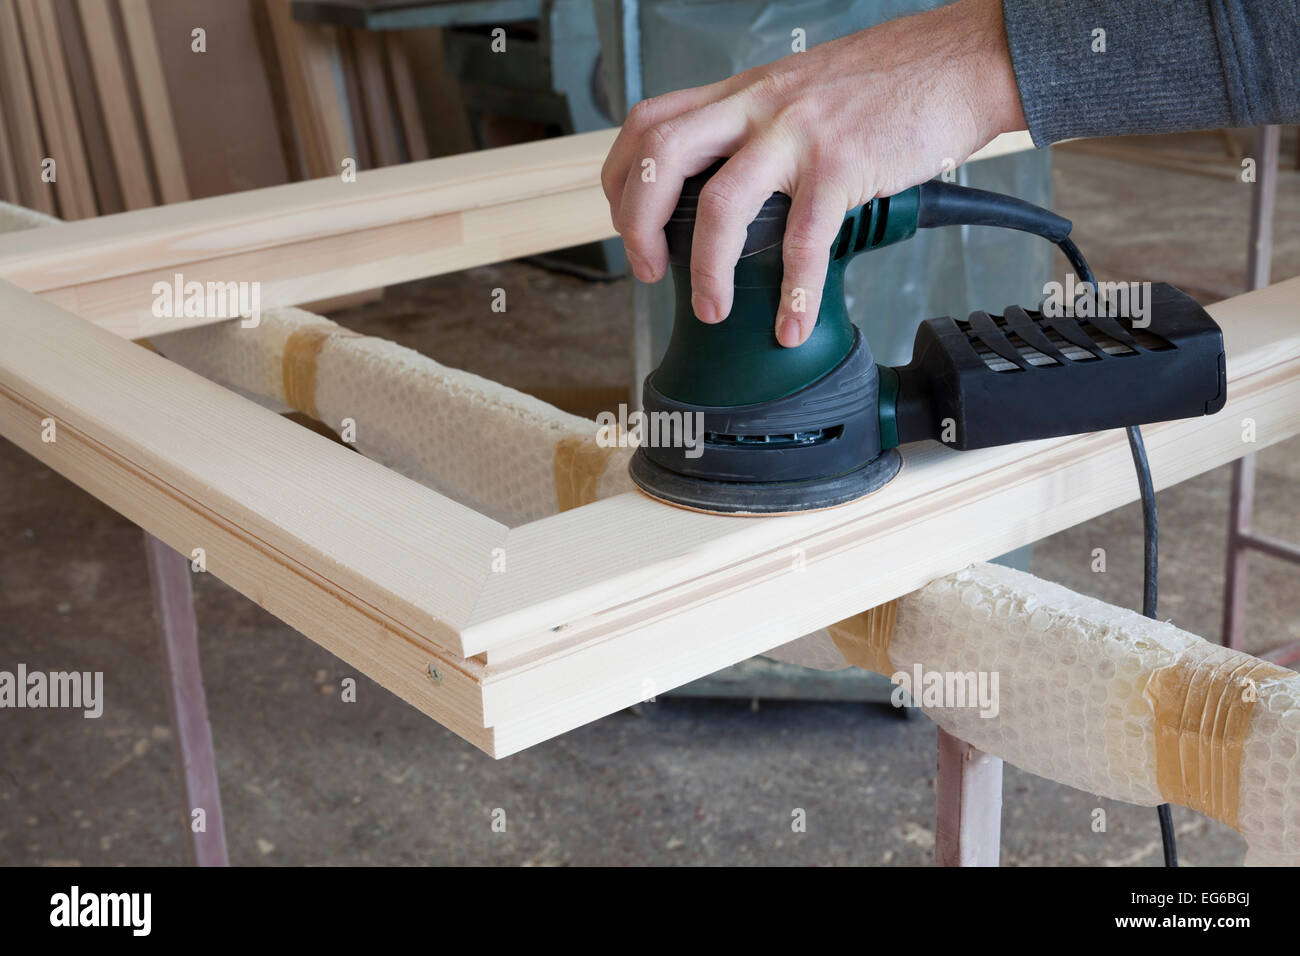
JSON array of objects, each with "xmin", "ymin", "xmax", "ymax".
[
  {"xmin": 1222, "ymin": 125, "xmax": 1300, "ymax": 665},
  {"xmin": 144, "ymin": 534, "xmax": 229, "ymax": 866},
  {"xmin": 935, "ymin": 727, "xmax": 1003, "ymax": 866}
]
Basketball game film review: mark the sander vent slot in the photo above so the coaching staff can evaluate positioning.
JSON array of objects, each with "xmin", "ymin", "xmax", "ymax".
[
  {"xmin": 963, "ymin": 310, "xmax": 1176, "ymax": 373},
  {"xmin": 1079, "ymin": 323, "xmax": 1137, "ymax": 356},
  {"xmin": 1006, "ymin": 332, "xmax": 1060, "ymax": 368},
  {"xmin": 706, "ymin": 426, "xmax": 844, "ymax": 449},
  {"xmin": 833, "ymin": 221, "xmax": 854, "ymax": 259}
]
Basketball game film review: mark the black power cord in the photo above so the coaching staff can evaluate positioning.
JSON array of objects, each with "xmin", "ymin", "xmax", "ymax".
[
  {"xmin": 1060, "ymin": 241, "xmax": 1178, "ymax": 869},
  {"xmin": 915, "ymin": 181, "xmax": 1180, "ymax": 865}
]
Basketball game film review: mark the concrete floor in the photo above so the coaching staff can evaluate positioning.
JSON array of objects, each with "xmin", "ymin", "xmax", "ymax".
[{"xmin": 1, "ymin": 133, "xmax": 1297, "ymax": 866}]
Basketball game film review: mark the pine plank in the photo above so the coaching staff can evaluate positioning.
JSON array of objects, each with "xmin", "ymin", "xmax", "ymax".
[
  {"xmin": 147, "ymin": 0, "xmax": 289, "ymax": 198},
  {"xmin": 14, "ymin": 0, "xmax": 98, "ymax": 218},
  {"xmin": 0, "ymin": 278, "xmax": 505, "ymax": 655},
  {"xmin": 76, "ymin": 0, "xmax": 155, "ymax": 209},
  {"xmin": 0, "ymin": 129, "xmax": 1035, "ymax": 337},
  {"xmin": 336, "ymin": 27, "xmax": 374, "ymax": 169},
  {"xmin": 385, "ymin": 32, "xmax": 429, "ymax": 161},
  {"xmin": 0, "ymin": 0, "xmax": 55, "ymax": 213},
  {"xmin": 266, "ymin": 0, "xmax": 352, "ymax": 179},
  {"xmin": 0, "ymin": 128, "xmax": 619, "ymax": 336},
  {"xmin": 0, "ymin": 89, "xmax": 20, "ymax": 203},
  {"xmin": 350, "ymin": 29, "xmax": 399, "ymax": 167},
  {"xmin": 117, "ymin": 0, "xmax": 189, "ymax": 203},
  {"xmin": 53, "ymin": 0, "xmax": 126, "ymax": 214}
]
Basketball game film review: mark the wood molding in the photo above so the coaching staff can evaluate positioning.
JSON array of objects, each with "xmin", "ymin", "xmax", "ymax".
[
  {"xmin": 0, "ymin": 0, "xmax": 54, "ymax": 213},
  {"xmin": 0, "ymin": 277, "xmax": 504, "ymax": 650},
  {"xmin": 0, "ymin": 129, "xmax": 1034, "ymax": 338},
  {"xmin": 385, "ymin": 32, "xmax": 428, "ymax": 162},
  {"xmin": 0, "ymin": 267, "xmax": 1296, "ymax": 755},
  {"xmin": 0, "ymin": 128, "xmax": 618, "ymax": 337}
]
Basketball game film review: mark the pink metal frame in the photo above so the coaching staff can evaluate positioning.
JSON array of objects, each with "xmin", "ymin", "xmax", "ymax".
[
  {"xmin": 145, "ymin": 534, "xmax": 229, "ymax": 866},
  {"xmin": 935, "ymin": 727, "xmax": 1003, "ymax": 866},
  {"xmin": 1222, "ymin": 126, "xmax": 1300, "ymax": 658}
]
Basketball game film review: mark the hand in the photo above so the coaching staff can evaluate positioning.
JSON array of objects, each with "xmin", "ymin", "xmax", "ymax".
[{"xmin": 601, "ymin": 0, "xmax": 1027, "ymax": 347}]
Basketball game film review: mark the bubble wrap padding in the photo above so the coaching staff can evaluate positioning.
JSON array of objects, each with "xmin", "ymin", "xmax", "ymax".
[
  {"xmin": 0, "ymin": 200, "xmax": 61, "ymax": 232},
  {"xmin": 151, "ymin": 311, "xmax": 634, "ymax": 526},
  {"xmin": 773, "ymin": 562, "xmax": 1300, "ymax": 865}
]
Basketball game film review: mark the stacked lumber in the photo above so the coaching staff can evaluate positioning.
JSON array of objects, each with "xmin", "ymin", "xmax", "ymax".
[
  {"xmin": 0, "ymin": 0, "xmax": 187, "ymax": 216},
  {"xmin": 0, "ymin": 0, "xmax": 437, "ymax": 218},
  {"xmin": 265, "ymin": 0, "xmax": 429, "ymax": 178}
]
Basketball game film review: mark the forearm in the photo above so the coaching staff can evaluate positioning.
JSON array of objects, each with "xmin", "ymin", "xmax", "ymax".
[{"xmin": 1002, "ymin": 0, "xmax": 1300, "ymax": 144}]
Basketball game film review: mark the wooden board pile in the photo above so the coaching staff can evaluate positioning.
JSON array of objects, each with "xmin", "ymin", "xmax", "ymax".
[{"xmin": 0, "ymin": 0, "xmax": 432, "ymax": 219}]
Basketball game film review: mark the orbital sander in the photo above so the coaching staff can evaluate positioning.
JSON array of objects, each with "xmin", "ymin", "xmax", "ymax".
[{"xmin": 629, "ymin": 164, "xmax": 1227, "ymax": 515}]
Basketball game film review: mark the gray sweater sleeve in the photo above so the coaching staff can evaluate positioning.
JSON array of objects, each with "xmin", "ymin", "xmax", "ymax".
[{"xmin": 1002, "ymin": 0, "xmax": 1300, "ymax": 145}]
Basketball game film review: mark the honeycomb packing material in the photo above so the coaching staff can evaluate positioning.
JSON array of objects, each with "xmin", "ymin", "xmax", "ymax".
[
  {"xmin": 150, "ymin": 310, "xmax": 635, "ymax": 526},
  {"xmin": 0, "ymin": 200, "xmax": 60, "ymax": 232},
  {"xmin": 784, "ymin": 563, "xmax": 1300, "ymax": 865}
]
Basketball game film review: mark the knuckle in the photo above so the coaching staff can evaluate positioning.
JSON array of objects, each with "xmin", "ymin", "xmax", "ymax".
[
  {"xmin": 600, "ymin": 164, "xmax": 621, "ymax": 204},
  {"xmin": 641, "ymin": 119, "xmax": 678, "ymax": 157},
  {"xmin": 690, "ymin": 263, "xmax": 729, "ymax": 287},
  {"xmin": 771, "ymin": 101, "xmax": 811, "ymax": 130},
  {"xmin": 624, "ymin": 97, "xmax": 660, "ymax": 132},
  {"xmin": 697, "ymin": 176, "xmax": 745, "ymax": 220},
  {"xmin": 784, "ymin": 279, "xmax": 823, "ymax": 298},
  {"xmin": 783, "ymin": 231, "xmax": 830, "ymax": 263},
  {"xmin": 748, "ymin": 69, "xmax": 798, "ymax": 104}
]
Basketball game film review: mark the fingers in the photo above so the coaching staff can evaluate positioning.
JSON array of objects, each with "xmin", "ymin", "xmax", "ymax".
[
  {"xmin": 688, "ymin": 138, "xmax": 794, "ymax": 323},
  {"xmin": 613, "ymin": 98, "xmax": 754, "ymax": 283},
  {"xmin": 601, "ymin": 85, "xmax": 716, "ymax": 207},
  {"xmin": 776, "ymin": 182, "xmax": 847, "ymax": 347},
  {"xmin": 601, "ymin": 71, "xmax": 756, "ymax": 211},
  {"xmin": 601, "ymin": 83, "xmax": 734, "ymax": 281}
]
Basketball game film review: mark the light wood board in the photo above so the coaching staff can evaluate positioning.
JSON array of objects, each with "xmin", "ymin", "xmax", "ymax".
[
  {"xmin": 117, "ymin": 0, "xmax": 189, "ymax": 203},
  {"xmin": 0, "ymin": 0, "xmax": 54, "ymax": 213},
  {"xmin": 0, "ymin": 128, "xmax": 1034, "ymax": 338},
  {"xmin": 0, "ymin": 266, "xmax": 1295, "ymax": 755},
  {"xmin": 15, "ymin": 0, "xmax": 98, "ymax": 218},
  {"xmin": 16, "ymin": 123, "xmax": 1266, "ymax": 759},
  {"xmin": 77, "ymin": 0, "xmax": 154, "ymax": 209},
  {"xmin": 266, "ymin": 0, "xmax": 352, "ymax": 180}
]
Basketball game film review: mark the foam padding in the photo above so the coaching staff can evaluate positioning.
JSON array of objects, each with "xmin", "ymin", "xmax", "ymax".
[
  {"xmin": 151, "ymin": 310, "xmax": 634, "ymax": 526},
  {"xmin": 774, "ymin": 562, "xmax": 1300, "ymax": 864},
  {"xmin": 0, "ymin": 201, "xmax": 60, "ymax": 232}
]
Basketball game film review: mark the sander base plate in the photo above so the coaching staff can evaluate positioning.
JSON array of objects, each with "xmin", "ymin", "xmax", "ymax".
[{"xmin": 629, "ymin": 447, "xmax": 902, "ymax": 516}]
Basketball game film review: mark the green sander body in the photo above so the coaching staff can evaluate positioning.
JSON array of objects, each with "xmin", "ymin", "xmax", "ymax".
[{"xmin": 629, "ymin": 164, "xmax": 1228, "ymax": 515}]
